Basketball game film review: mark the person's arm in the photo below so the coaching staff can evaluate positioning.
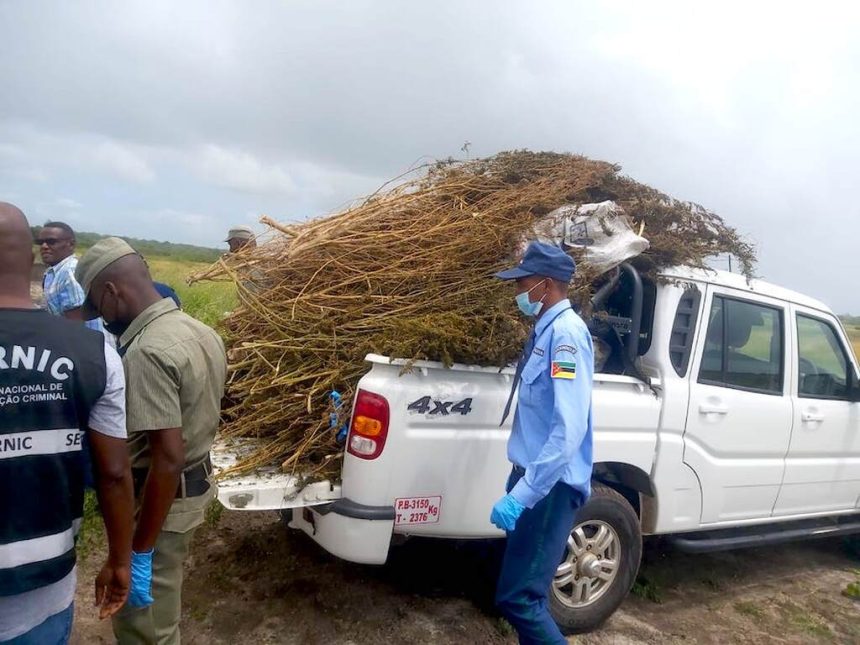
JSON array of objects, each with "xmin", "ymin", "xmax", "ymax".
[
  {"xmin": 58, "ymin": 270, "xmax": 87, "ymax": 320},
  {"xmin": 125, "ymin": 346, "xmax": 185, "ymax": 549},
  {"xmin": 509, "ymin": 328, "xmax": 595, "ymax": 508},
  {"xmin": 63, "ymin": 307, "xmax": 84, "ymax": 321},
  {"xmin": 87, "ymin": 342, "xmax": 134, "ymax": 618},
  {"xmin": 89, "ymin": 432, "xmax": 134, "ymax": 618},
  {"xmin": 132, "ymin": 427, "xmax": 184, "ymax": 552}
]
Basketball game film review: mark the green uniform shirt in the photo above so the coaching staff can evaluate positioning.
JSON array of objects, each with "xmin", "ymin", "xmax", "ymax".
[{"xmin": 120, "ymin": 298, "xmax": 227, "ymax": 532}]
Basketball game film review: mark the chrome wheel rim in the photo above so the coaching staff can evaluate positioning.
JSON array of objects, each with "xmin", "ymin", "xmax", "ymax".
[{"xmin": 552, "ymin": 520, "xmax": 621, "ymax": 608}]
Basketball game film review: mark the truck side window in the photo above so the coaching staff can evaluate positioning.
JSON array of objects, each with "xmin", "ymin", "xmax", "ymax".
[
  {"xmin": 797, "ymin": 315, "xmax": 849, "ymax": 399},
  {"xmin": 669, "ymin": 287, "xmax": 701, "ymax": 377},
  {"xmin": 699, "ymin": 296, "xmax": 784, "ymax": 394}
]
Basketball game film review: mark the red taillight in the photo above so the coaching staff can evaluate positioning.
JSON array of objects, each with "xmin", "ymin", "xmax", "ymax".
[{"xmin": 347, "ymin": 390, "xmax": 390, "ymax": 460}]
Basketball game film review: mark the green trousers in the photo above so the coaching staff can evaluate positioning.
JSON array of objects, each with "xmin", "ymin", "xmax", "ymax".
[{"xmin": 112, "ymin": 529, "xmax": 196, "ymax": 645}]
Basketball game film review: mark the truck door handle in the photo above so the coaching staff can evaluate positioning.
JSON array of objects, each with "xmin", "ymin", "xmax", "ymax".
[
  {"xmin": 699, "ymin": 404, "xmax": 728, "ymax": 415},
  {"xmin": 802, "ymin": 412, "xmax": 824, "ymax": 423}
]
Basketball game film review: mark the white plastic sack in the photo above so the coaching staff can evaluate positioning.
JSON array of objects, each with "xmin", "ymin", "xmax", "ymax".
[{"xmin": 530, "ymin": 201, "xmax": 650, "ymax": 275}]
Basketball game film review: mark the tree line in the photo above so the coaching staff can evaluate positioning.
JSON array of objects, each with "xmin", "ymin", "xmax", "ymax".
[{"xmin": 31, "ymin": 227, "xmax": 221, "ymax": 264}]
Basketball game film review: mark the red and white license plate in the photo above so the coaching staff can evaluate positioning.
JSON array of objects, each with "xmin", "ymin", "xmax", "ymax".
[{"xmin": 394, "ymin": 496, "xmax": 442, "ymax": 525}]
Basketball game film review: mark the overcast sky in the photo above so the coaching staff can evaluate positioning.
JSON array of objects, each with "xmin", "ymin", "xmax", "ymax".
[{"xmin": 1, "ymin": 1, "xmax": 858, "ymax": 312}]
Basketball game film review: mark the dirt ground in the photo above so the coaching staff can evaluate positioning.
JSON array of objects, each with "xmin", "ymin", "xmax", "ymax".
[{"xmin": 71, "ymin": 510, "xmax": 860, "ymax": 645}]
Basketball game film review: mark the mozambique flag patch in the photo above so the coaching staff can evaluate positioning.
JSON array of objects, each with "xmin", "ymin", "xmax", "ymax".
[{"xmin": 551, "ymin": 360, "xmax": 577, "ymax": 379}]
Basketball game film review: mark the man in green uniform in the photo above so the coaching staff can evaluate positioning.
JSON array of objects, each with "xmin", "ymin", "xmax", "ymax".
[
  {"xmin": 224, "ymin": 225, "xmax": 264, "ymax": 297},
  {"xmin": 225, "ymin": 225, "xmax": 256, "ymax": 254},
  {"xmin": 76, "ymin": 238, "xmax": 227, "ymax": 645}
]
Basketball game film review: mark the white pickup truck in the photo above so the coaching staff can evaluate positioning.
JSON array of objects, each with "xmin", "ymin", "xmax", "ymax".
[{"xmin": 215, "ymin": 265, "xmax": 860, "ymax": 633}]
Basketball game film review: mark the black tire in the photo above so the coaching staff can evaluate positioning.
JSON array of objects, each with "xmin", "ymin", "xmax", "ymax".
[{"xmin": 548, "ymin": 483, "xmax": 642, "ymax": 635}]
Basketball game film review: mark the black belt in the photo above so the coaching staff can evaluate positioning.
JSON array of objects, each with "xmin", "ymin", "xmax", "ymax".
[{"xmin": 132, "ymin": 455, "xmax": 212, "ymax": 500}]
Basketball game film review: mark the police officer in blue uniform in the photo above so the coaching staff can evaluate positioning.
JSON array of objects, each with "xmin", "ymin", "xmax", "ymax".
[{"xmin": 492, "ymin": 241, "xmax": 594, "ymax": 644}]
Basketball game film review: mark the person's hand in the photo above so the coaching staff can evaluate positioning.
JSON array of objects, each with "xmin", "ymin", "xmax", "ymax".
[
  {"xmin": 490, "ymin": 494, "xmax": 526, "ymax": 532},
  {"xmin": 127, "ymin": 549, "xmax": 155, "ymax": 608},
  {"xmin": 94, "ymin": 561, "xmax": 130, "ymax": 619}
]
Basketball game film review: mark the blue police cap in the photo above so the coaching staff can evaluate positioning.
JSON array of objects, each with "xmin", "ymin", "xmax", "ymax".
[{"xmin": 495, "ymin": 241, "xmax": 576, "ymax": 283}]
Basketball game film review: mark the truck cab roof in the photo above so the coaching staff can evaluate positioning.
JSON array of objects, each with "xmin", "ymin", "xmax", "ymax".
[{"xmin": 659, "ymin": 266, "xmax": 832, "ymax": 314}]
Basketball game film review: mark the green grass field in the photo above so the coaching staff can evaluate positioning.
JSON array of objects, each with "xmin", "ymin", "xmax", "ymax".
[
  {"xmin": 70, "ymin": 239, "xmax": 236, "ymax": 329},
  {"xmin": 145, "ymin": 256, "xmax": 236, "ymax": 328},
  {"xmin": 848, "ymin": 326, "xmax": 860, "ymax": 362}
]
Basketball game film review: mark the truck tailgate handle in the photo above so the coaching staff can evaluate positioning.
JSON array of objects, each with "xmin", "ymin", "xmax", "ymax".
[{"xmin": 698, "ymin": 404, "xmax": 728, "ymax": 415}]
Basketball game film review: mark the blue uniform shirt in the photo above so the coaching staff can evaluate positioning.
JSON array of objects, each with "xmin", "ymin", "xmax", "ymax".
[
  {"xmin": 508, "ymin": 299, "xmax": 594, "ymax": 508},
  {"xmin": 153, "ymin": 281, "xmax": 182, "ymax": 309}
]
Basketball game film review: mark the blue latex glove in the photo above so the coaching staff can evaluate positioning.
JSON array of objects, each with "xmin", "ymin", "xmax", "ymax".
[
  {"xmin": 490, "ymin": 494, "xmax": 526, "ymax": 532},
  {"xmin": 127, "ymin": 550, "xmax": 154, "ymax": 608},
  {"xmin": 336, "ymin": 425, "xmax": 348, "ymax": 443},
  {"xmin": 328, "ymin": 390, "xmax": 349, "ymax": 443}
]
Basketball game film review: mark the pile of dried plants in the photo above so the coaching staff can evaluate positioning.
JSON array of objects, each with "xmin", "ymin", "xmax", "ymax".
[{"xmin": 192, "ymin": 151, "xmax": 755, "ymax": 478}]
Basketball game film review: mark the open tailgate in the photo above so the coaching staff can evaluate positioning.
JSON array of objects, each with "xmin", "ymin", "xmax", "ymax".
[{"xmin": 212, "ymin": 439, "xmax": 342, "ymax": 511}]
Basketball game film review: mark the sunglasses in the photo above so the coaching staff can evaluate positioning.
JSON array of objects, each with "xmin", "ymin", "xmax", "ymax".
[{"xmin": 34, "ymin": 237, "xmax": 70, "ymax": 246}]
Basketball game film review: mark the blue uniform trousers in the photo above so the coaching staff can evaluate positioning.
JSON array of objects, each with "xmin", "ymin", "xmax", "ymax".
[{"xmin": 496, "ymin": 469, "xmax": 583, "ymax": 645}]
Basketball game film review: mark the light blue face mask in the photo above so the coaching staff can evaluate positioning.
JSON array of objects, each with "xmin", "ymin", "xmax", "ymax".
[{"xmin": 515, "ymin": 281, "xmax": 545, "ymax": 317}]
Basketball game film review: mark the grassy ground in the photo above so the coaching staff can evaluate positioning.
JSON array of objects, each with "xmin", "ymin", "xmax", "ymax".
[
  {"xmin": 847, "ymin": 325, "xmax": 860, "ymax": 361},
  {"xmin": 145, "ymin": 256, "xmax": 236, "ymax": 327},
  {"xmin": 70, "ymin": 243, "xmax": 236, "ymax": 329}
]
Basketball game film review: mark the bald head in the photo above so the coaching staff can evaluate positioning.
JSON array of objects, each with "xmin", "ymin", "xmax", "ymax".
[
  {"xmin": 0, "ymin": 202, "xmax": 34, "ymax": 270},
  {"xmin": 0, "ymin": 202, "xmax": 35, "ymax": 304},
  {"xmin": 87, "ymin": 253, "xmax": 162, "ymax": 327},
  {"xmin": 0, "ymin": 202, "xmax": 29, "ymax": 227}
]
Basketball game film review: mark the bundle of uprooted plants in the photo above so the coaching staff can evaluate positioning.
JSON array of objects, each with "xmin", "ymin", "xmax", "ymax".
[{"xmin": 192, "ymin": 151, "xmax": 755, "ymax": 479}]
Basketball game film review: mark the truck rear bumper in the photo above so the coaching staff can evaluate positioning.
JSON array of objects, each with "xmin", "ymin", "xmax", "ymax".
[
  {"xmin": 289, "ymin": 498, "xmax": 395, "ymax": 565},
  {"xmin": 320, "ymin": 498, "xmax": 396, "ymax": 521}
]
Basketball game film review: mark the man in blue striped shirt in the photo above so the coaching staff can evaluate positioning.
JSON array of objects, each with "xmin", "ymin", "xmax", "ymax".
[{"xmin": 38, "ymin": 222, "xmax": 110, "ymax": 337}]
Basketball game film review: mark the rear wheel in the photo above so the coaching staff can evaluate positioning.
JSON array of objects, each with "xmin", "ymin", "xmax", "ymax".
[{"xmin": 549, "ymin": 484, "xmax": 642, "ymax": 634}]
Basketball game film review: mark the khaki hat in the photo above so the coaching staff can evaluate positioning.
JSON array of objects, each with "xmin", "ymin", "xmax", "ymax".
[
  {"xmin": 75, "ymin": 237, "xmax": 137, "ymax": 297},
  {"xmin": 225, "ymin": 225, "xmax": 255, "ymax": 242}
]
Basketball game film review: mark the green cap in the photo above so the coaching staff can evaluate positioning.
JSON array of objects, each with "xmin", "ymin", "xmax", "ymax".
[
  {"xmin": 225, "ymin": 225, "xmax": 254, "ymax": 242},
  {"xmin": 75, "ymin": 236, "xmax": 137, "ymax": 297}
]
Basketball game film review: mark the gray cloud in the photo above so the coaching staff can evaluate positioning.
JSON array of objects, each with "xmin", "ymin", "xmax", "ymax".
[{"xmin": 1, "ymin": 0, "xmax": 858, "ymax": 311}]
